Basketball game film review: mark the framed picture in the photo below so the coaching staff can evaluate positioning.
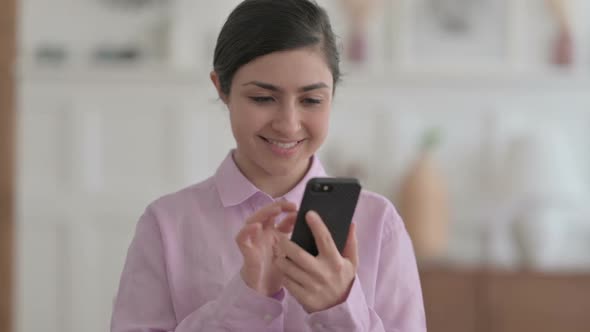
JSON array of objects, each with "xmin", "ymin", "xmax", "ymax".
[{"xmin": 393, "ymin": 0, "xmax": 519, "ymax": 75}]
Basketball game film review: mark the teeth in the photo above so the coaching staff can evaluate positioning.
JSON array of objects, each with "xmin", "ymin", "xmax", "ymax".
[{"xmin": 268, "ymin": 139, "xmax": 299, "ymax": 149}]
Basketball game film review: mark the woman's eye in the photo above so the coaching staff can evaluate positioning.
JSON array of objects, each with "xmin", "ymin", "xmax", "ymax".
[
  {"xmin": 250, "ymin": 96, "xmax": 275, "ymax": 103},
  {"xmin": 302, "ymin": 98, "xmax": 322, "ymax": 105}
]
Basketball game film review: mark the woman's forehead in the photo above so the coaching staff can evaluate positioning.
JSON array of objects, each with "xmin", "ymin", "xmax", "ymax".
[{"xmin": 232, "ymin": 49, "xmax": 334, "ymax": 89}]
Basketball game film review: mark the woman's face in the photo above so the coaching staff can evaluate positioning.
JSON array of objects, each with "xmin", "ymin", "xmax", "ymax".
[{"xmin": 218, "ymin": 48, "xmax": 333, "ymax": 181}]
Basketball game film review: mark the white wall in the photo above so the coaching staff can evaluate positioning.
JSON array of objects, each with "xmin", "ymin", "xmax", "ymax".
[{"xmin": 15, "ymin": 0, "xmax": 590, "ymax": 331}]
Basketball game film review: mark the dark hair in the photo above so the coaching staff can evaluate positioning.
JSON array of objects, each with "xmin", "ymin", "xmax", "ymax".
[{"xmin": 213, "ymin": 0, "xmax": 340, "ymax": 96}]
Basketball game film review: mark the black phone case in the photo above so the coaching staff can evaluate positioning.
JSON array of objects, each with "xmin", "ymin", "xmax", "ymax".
[{"xmin": 290, "ymin": 177, "xmax": 361, "ymax": 256}]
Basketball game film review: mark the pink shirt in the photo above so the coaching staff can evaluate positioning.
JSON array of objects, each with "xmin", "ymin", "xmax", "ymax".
[{"xmin": 111, "ymin": 151, "xmax": 426, "ymax": 332}]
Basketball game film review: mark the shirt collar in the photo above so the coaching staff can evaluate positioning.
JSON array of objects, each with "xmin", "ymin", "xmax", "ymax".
[{"xmin": 214, "ymin": 150, "xmax": 327, "ymax": 207}]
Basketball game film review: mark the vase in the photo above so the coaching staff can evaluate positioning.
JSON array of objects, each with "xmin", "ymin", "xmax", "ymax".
[{"xmin": 397, "ymin": 152, "xmax": 450, "ymax": 262}]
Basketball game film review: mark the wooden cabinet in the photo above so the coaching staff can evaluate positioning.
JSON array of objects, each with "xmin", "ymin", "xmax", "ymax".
[
  {"xmin": 420, "ymin": 269, "xmax": 481, "ymax": 332},
  {"xmin": 420, "ymin": 268, "xmax": 590, "ymax": 332},
  {"xmin": 487, "ymin": 272, "xmax": 590, "ymax": 332}
]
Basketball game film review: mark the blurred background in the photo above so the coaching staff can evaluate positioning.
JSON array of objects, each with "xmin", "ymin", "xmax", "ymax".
[{"xmin": 2, "ymin": 0, "xmax": 590, "ymax": 331}]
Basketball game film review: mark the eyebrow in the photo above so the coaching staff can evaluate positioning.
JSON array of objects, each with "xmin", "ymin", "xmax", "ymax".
[{"xmin": 242, "ymin": 81, "xmax": 330, "ymax": 92}]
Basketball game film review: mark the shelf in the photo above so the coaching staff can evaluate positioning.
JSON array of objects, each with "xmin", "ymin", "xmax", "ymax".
[
  {"xmin": 17, "ymin": 64, "xmax": 590, "ymax": 92},
  {"xmin": 17, "ymin": 64, "xmax": 210, "ymax": 86}
]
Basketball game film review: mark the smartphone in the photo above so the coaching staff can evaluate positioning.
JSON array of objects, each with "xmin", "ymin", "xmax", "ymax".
[{"xmin": 290, "ymin": 177, "xmax": 362, "ymax": 256}]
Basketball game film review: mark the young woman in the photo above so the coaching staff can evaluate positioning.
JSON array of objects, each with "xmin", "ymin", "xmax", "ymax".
[{"xmin": 111, "ymin": 1, "xmax": 426, "ymax": 331}]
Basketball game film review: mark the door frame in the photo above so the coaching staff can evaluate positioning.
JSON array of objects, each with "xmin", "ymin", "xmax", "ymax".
[{"xmin": 1, "ymin": 0, "xmax": 16, "ymax": 330}]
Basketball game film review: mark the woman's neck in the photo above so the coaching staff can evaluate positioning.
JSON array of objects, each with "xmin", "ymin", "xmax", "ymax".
[
  {"xmin": 257, "ymin": 174, "xmax": 305, "ymax": 198},
  {"xmin": 232, "ymin": 152, "xmax": 311, "ymax": 198}
]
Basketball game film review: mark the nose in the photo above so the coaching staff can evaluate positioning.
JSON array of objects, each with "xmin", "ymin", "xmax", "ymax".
[{"xmin": 271, "ymin": 101, "xmax": 301, "ymax": 137}]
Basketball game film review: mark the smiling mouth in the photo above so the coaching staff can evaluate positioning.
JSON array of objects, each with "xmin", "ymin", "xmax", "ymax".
[{"xmin": 259, "ymin": 136, "xmax": 305, "ymax": 149}]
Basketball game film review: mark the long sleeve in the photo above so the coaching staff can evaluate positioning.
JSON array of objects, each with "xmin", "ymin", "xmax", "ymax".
[
  {"xmin": 110, "ymin": 207, "xmax": 286, "ymax": 332},
  {"xmin": 305, "ymin": 205, "xmax": 427, "ymax": 332}
]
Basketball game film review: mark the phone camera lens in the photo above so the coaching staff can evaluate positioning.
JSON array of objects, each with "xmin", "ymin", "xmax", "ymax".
[
  {"xmin": 312, "ymin": 182, "xmax": 333, "ymax": 192},
  {"xmin": 312, "ymin": 183, "xmax": 322, "ymax": 192}
]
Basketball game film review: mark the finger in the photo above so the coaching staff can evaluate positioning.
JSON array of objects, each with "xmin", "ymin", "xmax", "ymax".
[
  {"xmin": 247, "ymin": 200, "xmax": 298, "ymax": 227},
  {"xmin": 342, "ymin": 223, "xmax": 359, "ymax": 269},
  {"xmin": 277, "ymin": 199, "xmax": 298, "ymax": 212},
  {"xmin": 262, "ymin": 201, "xmax": 297, "ymax": 230},
  {"xmin": 247, "ymin": 204, "xmax": 281, "ymax": 226},
  {"xmin": 274, "ymin": 255, "xmax": 315, "ymax": 288},
  {"xmin": 276, "ymin": 212, "xmax": 297, "ymax": 234},
  {"xmin": 278, "ymin": 236, "xmax": 319, "ymax": 274},
  {"xmin": 252, "ymin": 222, "xmax": 263, "ymax": 242},
  {"xmin": 306, "ymin": 210, "xmax": 340, "ymax": 259},
  {"xmin": 248, "ymin": 203, "xmax": 286, "ymax": 230},
  {"xmin": 282, "ymin": 274, "xmax": 307, "ymax": 303},
  {"xmin": 236, "ymin": 223, "xmax": 262, "ymax": 263},
  {"xmin": 236, "ymin": 223, "xmax": 256, "ymax": 248}
]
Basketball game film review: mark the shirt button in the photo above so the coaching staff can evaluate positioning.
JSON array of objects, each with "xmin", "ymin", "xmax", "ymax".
[
  {"xmin": 263, "ymin": 314, "xmax": 273, "ymax": 322},
  {"xmin": 314, "ymin": 322, "xmax": 325, "ymax": 329}
]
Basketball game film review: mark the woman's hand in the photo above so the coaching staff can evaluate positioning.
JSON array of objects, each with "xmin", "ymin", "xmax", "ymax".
[
  {"xmin": 274, "ymin": 211, "xmax": 358, "ymax": 313},
  {"xmin": 236, "ymin": 200, "xmax": 297, "ymax": 297}
]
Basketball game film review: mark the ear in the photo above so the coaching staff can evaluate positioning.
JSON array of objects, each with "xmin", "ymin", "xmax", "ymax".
[{"xmin": 210, "ymin": 71, "xmax": 229, "ymax": 104}]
